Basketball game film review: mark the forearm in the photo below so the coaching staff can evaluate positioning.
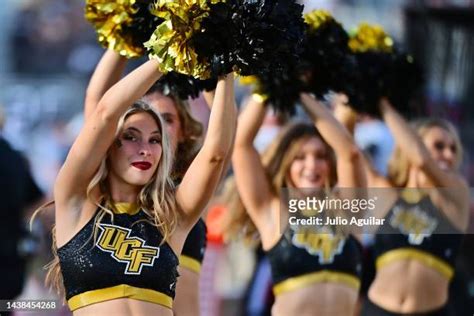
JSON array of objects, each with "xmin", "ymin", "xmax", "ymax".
[
  {"xmin": 85, "ymin": 50, "xmax": 127, "ymax": 119},
  {"xmin": 97, "ymin": 59, "xmax": 163, "ymax": 120},
  {"xmin": 331, "ymin": 93, "xmax": 357, "ymax": 136},
  {"xmin": 338, "ymin": 114, "xmax": 356, "ymax": 136},
  {"xmin": 234, "ymin": 94, "xmax": 266, "ymax": 147},
  {"xmin": 300, "ymin": 93, "xmax": 357, "ymax": 159},
  {"xmin": 380, "ymin": 98, "xmax": 428, "ymax": 167},
  {"xmin": 175, "ymin": 75, "xmax": 237, "ymax": 224},
  {"xmin": 202, "ymin": 74, "xmax": 237, "ymax": 157},
  {"xmin": 203, "ymin": 90, "xmax": 215, "ymax": 109}
]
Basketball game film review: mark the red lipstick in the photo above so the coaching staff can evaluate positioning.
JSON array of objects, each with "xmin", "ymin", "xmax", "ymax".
[{"xmin": 131, "ymin": 161, "xmax": 152, "ymax": 170}]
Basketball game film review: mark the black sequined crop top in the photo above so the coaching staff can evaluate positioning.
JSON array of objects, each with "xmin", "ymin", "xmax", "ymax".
[
  {"xmin": 374, "ymin": 194, "xmax": 463, "ymax": 280},
  {"xmin": 180, "ymin": 218, "xmax": 207, "ymax": 273},
  {"xmin": 266, "ymin": 226, "xmax": 362, "ymax": 295},
  {"xmin": 57, "ymin": 204, "xmax": 179, "ymax": 311}
]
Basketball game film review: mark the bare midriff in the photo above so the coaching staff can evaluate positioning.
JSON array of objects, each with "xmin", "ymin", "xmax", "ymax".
[
  {"xmin": 173, "ymin": 267, "xmax": 200, "ymax": 316},
  {"xmin": 369, "ymin": 259, "xmax": 449, "ymax": 313},
  {"xmin": 272, "ymin": 282, "xmax": 358, "ymax": 316}
]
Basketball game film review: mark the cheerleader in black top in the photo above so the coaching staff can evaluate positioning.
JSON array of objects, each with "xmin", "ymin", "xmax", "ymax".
[
  {"xmin": 361, "ymin": 99, "xmax": 468, "ymax": 315},
  {"xmin": 43, "ymin": 58, "xmax": 235, "ymax": 316},
  {"xmin": 84, "ymin": 50, "xmax": 210, "ymax": 315},
  {"xmin": 231, "ymin": 93, "xmax": 366, "ymax": 316}
]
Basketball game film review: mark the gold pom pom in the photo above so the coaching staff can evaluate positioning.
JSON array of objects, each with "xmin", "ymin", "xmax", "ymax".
[
  {"xmin": 304, "ymin": 10, "xmax": 334, "ymax": 30},
  {"xmin": 348, "ymin": 23, "xmax": 394, "ymax": 53},
  {"xmin": 85, "ymin": 0, "xmax": 142, "ymax": 58},
  {"xmin": 145, "ymin": 0, "xmax": 224, "ymax": 78}
]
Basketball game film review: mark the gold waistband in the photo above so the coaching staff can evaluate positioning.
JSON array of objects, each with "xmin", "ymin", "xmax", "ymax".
[
  {"xmin": 179, "ymin": 255, "xmax": 202, "ymax": 274},
  {"xmin": 273, "ymin": 270, "xmax": 361, "ymax": 296},
  {"xmin": 376, "ymin": 248, "xmax": 454, "ymax": 280},
  {"xmin": 68, "ymin": 284, "xmax": 173, "ymax": 311}
]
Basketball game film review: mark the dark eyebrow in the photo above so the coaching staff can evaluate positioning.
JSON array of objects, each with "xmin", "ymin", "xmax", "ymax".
[
  {"xmin": 161, "ymin": 112, "xmax": 176, "ymax": 118},
  {"xmin": 125, "ymin": 127, "xmax": 161, "ymax": 136},
  {"xmin": 124, "ymin": 127, "xmax": 141, "ymax": 134}
]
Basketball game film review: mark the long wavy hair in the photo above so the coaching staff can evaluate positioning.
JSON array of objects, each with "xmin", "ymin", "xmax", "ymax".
[
  {"xmin": 388, "ymin": 117, "xmax": 463, "ymax": 187},
  {"xmin": 31, "ymin": 101, "xmax": 177, "ymax": 299},
  {"xmin": 144, "ymin": 85, "xmax": 203, "ymax": 181},
  {"xmin": 222, "ymin": 121, "xmax": 337, "ymax": 243}
]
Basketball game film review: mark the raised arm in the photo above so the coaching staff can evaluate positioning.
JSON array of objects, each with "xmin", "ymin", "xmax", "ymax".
[
  {"xmin": 231, "ymin": 95, "xmax": 274, "ymax": 223},
  {"xmin": 379, "ymin": 98, "xmax": 466, "ymax": 189},
  {"xmin": 84, "ymin": 49, "xmax": 127, "ymax": 120},
  {"xmin": 55, "ymin": 60, "xmax": 163, "ymax": 203},
  {"xmin": 300, "ymin": 93, "xmax": 366, "ymax": 188},
  {"xmin": 202, "ymin": 86, "xmax": 235, "ymax": 183},
  {"xmin": 331, "ymin": 93, "xmax": 357, "ymax": 135},
  {"xmin": 379, "ymin": 98, "xmax": 468, "ymax": 221},
  {"xmin": 202, "ymin": 90, "xmax": 215, "ymax": 110},
  {"xmin": 176, "ymin": 74, "xmax": 237, "ymax": 229},
  {"xmin": 331, "ymin": 93, "xmax": 391, "ymax": 188}
]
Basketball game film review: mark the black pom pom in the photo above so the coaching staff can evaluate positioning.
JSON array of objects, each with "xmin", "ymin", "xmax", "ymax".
[
  {"xmin": 153, "ymin": 72, "xmax": 202, "ymax": 100},
  {"xmin": 150, "ymin": 73, "xmax": 219, "ymax": 100},
  {"xmin": 301, "ymin": 19, "xmax": 350, "ymax": 97},
  {"xmin": 192, "ymin": 0, "xmax": 305, "ymax": 78},
  {"xmin": 257, "ymin": 66, "xmax": 302, "ymax": 115},
  {"xmin": 345, "ymin": 51, "xmax": 424, "ymax": 117},
  {"xmin": 191, "ymin": 2, "xmax": 235, "ymax": 76},
  {"xmin": 122, "ymin": 1, "xmax": 164, "ymax": 54},
  {"xmin": 345, "ymin": 52, "xmax": 387, "ymax": 116},
  {"xmin": 196, "ymin": 78, "xmax": 218, "ymax": 92},
  {"xmin": 385, "ymin": 53, "xmax": 425, "ymax": 116}
]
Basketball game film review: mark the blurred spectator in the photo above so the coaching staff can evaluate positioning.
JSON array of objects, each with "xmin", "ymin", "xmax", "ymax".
[
  {"xmin": 0, "ymin": 106, "xmax": 43, "ymax": 312},
  {"xmin": 10, "ymin": 0, "xmax": 99, "ymax": 75}
]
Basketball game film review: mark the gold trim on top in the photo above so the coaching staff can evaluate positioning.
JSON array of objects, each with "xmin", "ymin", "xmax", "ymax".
[
  {"xmin": 273, "ymin": 270, "xmax": 361, "ymax": 296},
  {"xmin": 113, "ymin": 202, "xmax": 140, "ymax": 215},
  {"xmin": 376, "ymin": 248, "xmax": 454, "ymax": 280},
  {"xmin": 68, "ymin": 284, "xmax": 173, "ymax": 311},
  {"xmin": 179, "ymin": 255, "xmax": 202, "ymax": 274}
]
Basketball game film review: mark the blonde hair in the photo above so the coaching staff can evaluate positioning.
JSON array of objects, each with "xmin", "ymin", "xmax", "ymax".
[
  {"xmin": 388, "ymin": 117, "xmax": 463, "ymax": 187},
  {"xmin": 223, "ymin": 121, "xmax": 337, "ymax": 243},
  {"xmin": 32, "ymin": 101, "xmax": 177, "ymax": 299}
]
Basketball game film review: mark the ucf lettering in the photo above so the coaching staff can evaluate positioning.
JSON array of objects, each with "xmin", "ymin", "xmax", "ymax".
[
  {"xmin": 390, "ymin": 206, "xmax": 438, "ymax": 245},
  {"xmin": 292, "ymin": 228, "xmax": 345, "ymax": 264},
  {"xmin": 96, "ymin": 224, "xmax": 160, "ymax": 274}
]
